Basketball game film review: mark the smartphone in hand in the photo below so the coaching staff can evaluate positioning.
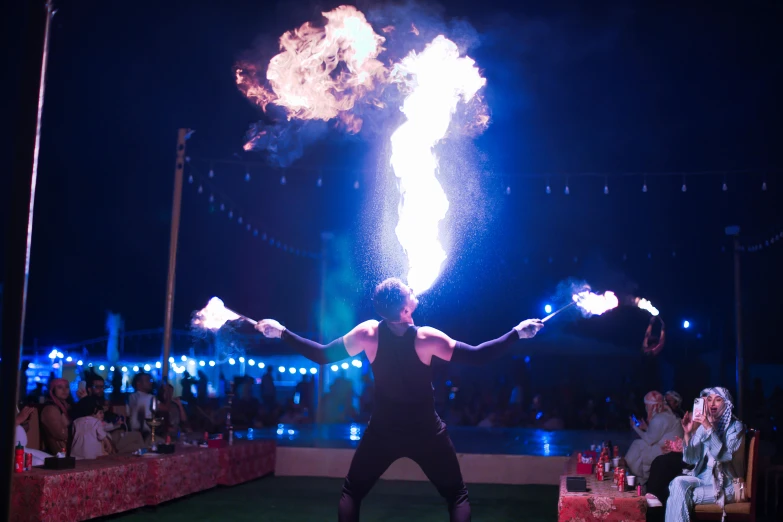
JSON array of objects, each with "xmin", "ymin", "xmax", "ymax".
[
  {"xmin": 631, "ymin": 414, "xmax": 640, "ymax": 427},
  {"xmin": 693, "ymin": 398, "xmax": 705, "ymax": 417}
]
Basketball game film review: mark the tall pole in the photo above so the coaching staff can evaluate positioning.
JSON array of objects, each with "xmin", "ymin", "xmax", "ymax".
[
  {"xmin": 1, "ymin": 0, "xmax": 53, "ymax": 516},
  {"xmin": 162, "ymin": 128, "xmax": 189, "ymax": 382},
  {"xmin": 726, "ymin": 226, "xmax": 743, "ymax": 419},
  {"xmin": 316, "ymin": 232, "xmax": 334, "ymax": 424}
]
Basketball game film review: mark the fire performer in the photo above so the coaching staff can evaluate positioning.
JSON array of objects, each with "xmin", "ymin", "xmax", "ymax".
[
  {"xmin": 255, "ymin": 277, "xmax": 544, "ymax": 521},
  {"xmin": 642, "ymin": 316, "xmax": 666, "ymax": 356}
]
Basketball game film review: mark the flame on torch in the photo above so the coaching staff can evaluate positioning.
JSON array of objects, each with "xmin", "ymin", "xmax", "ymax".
[
  {"xmin": 390, "ymin": 36, "xmax": 486, "ymax": 293},
  {"xmin": 572, "ymin": 290, "xmax": 619, "ymax": 317},
  {"xmin": 635, "ymin": 297, "xmax": 660, "ymax": 316},
  {"xmin": 192, "ymin": 297, "xmax": 256, "ymax": 331}
]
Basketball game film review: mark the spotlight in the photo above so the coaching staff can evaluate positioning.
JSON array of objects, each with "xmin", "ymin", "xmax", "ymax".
[{"xmin": 683, "ymin": 320, "xmax": 691, "ymax": 329}]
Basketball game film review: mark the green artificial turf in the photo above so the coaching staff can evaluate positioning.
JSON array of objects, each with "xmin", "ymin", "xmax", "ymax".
[{"xmin": 110, "ymin": 477, "xmax": 558, "ymax": 521}]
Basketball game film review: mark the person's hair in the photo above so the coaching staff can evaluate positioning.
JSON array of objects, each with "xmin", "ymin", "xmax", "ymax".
[
  {"xmin": 86, "ymin": 373, "xmax": 104, "ymax": 388},
  {"xmin": 71, "ymin": 395, "xmax": 103, "ymax": 420},
  {"xmin": 372, "ymin": 278, "xmax": 410, "ymax": 320},
  {"xmin": 132, "ymin": 372, "xmax": 150, "ymax": 390}
]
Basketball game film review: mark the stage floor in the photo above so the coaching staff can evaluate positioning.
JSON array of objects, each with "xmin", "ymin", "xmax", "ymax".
[
  {"xmin": 239, "ymin": 424, "xmax": 636, "ymax": 457},
  {"xmin": 237, "ymin": 424, "xmax": 635, "ymax": 485}
]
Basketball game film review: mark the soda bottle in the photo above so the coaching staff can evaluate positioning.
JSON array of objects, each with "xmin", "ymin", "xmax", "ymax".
[{"xmin": 14, "ymin": 442, "xmax": 24, "ymax": 473}]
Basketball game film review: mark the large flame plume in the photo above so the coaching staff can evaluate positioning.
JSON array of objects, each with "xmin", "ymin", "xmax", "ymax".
[
  {"xmin": 236, "ymin": 6, "xmax": 387, "ymax": 135},
  {"xmin": 237, "ymin": 7, "xmax": 487, "ymax": 293},
  {"xmin": 572, "ymin": 290, "xmax": 619, "ymax": 317},
  {"xmin": 389, "ymin": 36, "xmax": 485, "ymax": 293}
]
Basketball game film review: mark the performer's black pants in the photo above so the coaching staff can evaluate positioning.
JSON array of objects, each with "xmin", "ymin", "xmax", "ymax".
[{"xmin": 338, "ymin": 423, "xmax": 470, "ymax": 521}]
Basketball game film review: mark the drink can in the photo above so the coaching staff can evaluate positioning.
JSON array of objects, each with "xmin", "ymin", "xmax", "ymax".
[
  {"xmin": 25, "ymin": 452, "xmax": 32, "ymax": 471},
  {"xmin": 613, "ymin": 445, "xmax": 619, "ymax": 458}
]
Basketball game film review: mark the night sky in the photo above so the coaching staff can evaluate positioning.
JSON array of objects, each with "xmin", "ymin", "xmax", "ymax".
[{"xmin": 3, "ymin": 1, "xmax": 782, "ymax": 366}]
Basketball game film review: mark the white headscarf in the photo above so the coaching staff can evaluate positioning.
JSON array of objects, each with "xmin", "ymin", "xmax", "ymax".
[{"xmin": 700, "ymin": 386, "xmax": 734, "ymax": 439}]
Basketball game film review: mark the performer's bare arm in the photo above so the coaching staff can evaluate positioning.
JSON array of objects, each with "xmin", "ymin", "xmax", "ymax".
[
  {"xmin": 255, "ymin": 318, "xmax": 377, "ymax": 364},
  {"xmin": 416, "ymin": 319, "xmax": 543, "ymax": 366}
]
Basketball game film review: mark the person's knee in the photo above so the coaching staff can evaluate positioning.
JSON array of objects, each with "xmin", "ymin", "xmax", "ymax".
[
  {"xmin": 437, "ymin": 481, "xmax": 469, "ymax": 506},
  {"xmin": 668, "ymin": 476, "xmax": 692, "ymax": 496}
]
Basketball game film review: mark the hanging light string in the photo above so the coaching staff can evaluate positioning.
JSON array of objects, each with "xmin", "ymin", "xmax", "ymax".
[
  {"xmin": 737, "ymin": 228, "xmax": 783, "ymax": 253},
  {"xmin": 184, "ymin": 162, "xmax": 321, "ymax": 260}
]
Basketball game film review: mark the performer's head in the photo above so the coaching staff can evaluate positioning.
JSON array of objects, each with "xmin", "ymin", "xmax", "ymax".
[{"xmin": 372, "ymin": 277, "xmax": 418, "ymax": 322}]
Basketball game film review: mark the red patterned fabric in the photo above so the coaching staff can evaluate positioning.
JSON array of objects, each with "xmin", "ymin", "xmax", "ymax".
[
  {"xmin": 10, "ymin": 457, "xmax": 147, "ymax": 522},
  {"xmin": 133, "ymin": 447, "xmax": 220, "ymax": 505},
  {"xmin": 559, "ymin": 457, "xmax": 647, "ymax": 522},
  {"xmin": 216, "ymin": 440, "xmax": 276, "ymax": 486}
]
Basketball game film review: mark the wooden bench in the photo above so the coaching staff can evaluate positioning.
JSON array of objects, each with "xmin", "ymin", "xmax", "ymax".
[{"xmin": 693, "ymin": 429, "xmax": 759, "ymax": 522}]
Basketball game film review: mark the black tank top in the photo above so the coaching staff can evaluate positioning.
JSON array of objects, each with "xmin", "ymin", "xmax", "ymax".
[{"xmin": 369, "ymin": 321, "xmax": 442, "ymax": 432}]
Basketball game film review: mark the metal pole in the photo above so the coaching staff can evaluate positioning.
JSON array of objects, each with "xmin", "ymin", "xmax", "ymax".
[
  {"xmin": 1, "ymin": 0, "xmax": 53, "ymax": 516},
  {"xmin": 162, "ymin": 128, "xmax": 189, "ymax": 382},
  {"xmin": 316, "ymin": 232, "xmax": 333, "ymax": 424},
  {"xmin": 725, "ymin": 226, "xmax": 743, "ymax": 419},
  {"xmin": 732, "ymin": 235, "xmax": 744, "ymax": 420}
]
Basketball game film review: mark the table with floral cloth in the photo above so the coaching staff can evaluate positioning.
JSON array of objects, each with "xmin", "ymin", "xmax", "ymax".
[
  {"xmin": 130, "ymin": 446, "xmax": 220, "ymax": 505},
  {"xmin": 10, "ymin": 456, "xmax": 148, "ymax": 522},
  {"xmin": 216, "ymin": 440, "xmax": 276, "ymax": 486},
  {"xmin": 558, "ymin": 457, "xmax": 647, "ymax": 522}
]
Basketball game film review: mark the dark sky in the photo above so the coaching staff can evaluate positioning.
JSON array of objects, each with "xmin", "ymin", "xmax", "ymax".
[{"xmin": 3, "ymin": 1, "xmax": 782, "ymax": 364}]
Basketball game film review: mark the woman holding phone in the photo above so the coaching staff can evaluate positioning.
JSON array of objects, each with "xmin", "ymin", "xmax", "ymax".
[{"xmin": 666, "ymin": 387, "xmax": 745, "ymax": 522}]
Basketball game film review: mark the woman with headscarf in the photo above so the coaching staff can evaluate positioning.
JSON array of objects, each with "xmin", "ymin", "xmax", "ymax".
[
  {"xmin": 40, "ymin": 378, "xmax": 74, "ymax": 455},
  {"xmin": 666, "ymin": 387, "xmax": 745, "ymax": 522},
  {"xmin": 625, "ymin": 390, "xmax": 683, "ymax": 484}
]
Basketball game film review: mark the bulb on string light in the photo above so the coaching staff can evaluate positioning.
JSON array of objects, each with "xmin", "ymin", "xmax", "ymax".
[
  {"xmin": 545, "ymin": 184, "xmax": 551, "ymax": 194},
  {"xmin": 642, "ymin": 182, "xmax": 648, "ymax": 193},
  {"xmin": 208, "ymin": 169, "xmax": 215, "ymax": 178},
  {"xmin": 681, "ymin": 181, "xmax": 687, "ymax": 192},
  {"xmin": 246, "ymin": 224, "xmax": 251, "ymax": 231},
  {"xmin": 197, "ymin": 185, "xmax": 203, "ymax": 194},
  {"xmin": 316, "ymin": 177, "xmax": 323, "ymax": 187},
  {"xmin": 228, "ymin": 210, "xmax": 233, "ymax": 219},
  {"xmin": 188, "ymin": 175, "xmax": 194, "ymax": 184},
  {"xmin": 353, "ymin": 180, "xmax": 360, "ymax": 189},
  {"xmin": 238, "ymin": 216, "xmax": 243, "ymax": 224},
  {"xmin": 603, "ymin": 184, "xmax": 609, "ymax": 195},
  {"xmin": 220, "ymin": 203, "xmax": 225, "ymax": 211},
  {"xmin": 245, "ymin": 172, "xmax": 251, "ymax": 182},
  {"xmin": 253, "ymin": 229, "xmax": 258, "ymax": 236},
  {"xmin": 280, "ymin": 175, "xmax": 287, "ymax": 185},
  {"xmin": 209, "ymin": 194, "xmax": 214, "ymax": 203},
  {"xmin": 762, "ymin": 181, "xmax": 767, "ymax": 191},
  {"xmin": 564, "ymin": 184, "xmax": 569, "ymax": 195},
  {"xmin": 505, "ymin": 186, "xmax": 511, "ymax": 195},
  {"xmin": 722, "ymin": 181, "xmax": 728, "ymax": 192}
]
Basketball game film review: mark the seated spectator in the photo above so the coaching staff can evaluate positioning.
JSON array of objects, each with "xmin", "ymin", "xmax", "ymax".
[
  {"xmin": 626, "ymin": 391, "xmax": 683, "ymax": 484},
  {"xmin": 128, "ymin": 373, "xmax": 154, "ymax": 436},
  {"xmin": 666, "ymin": 387, "xmax": 745, "ymax": 522},
  {"xmin": 15, "ymin": 406, "xmax": 53, "ymax": 466},
  {"xmin": 70, "ymin": 396, "xmax": 112, "ymax": 459},
  {"xmin": 665, "ymin": 390, "xmax": 685, "ymax": 418},
  {"xmin": 157, "ymin": 383, "xmax": 187, "ymax": 436},
  {"xmin": 40, "ymin": 378, "xmax": 73, "ymax": 455}
]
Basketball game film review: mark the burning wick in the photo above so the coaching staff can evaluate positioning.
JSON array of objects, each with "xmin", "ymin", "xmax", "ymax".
[
  {"xmin": 192, "ymin": 297, "xmax": 257, "ymax": 331},
  {"xmin": 541, "ymin": 301, "xmax": 577, "ymax": 323},
  {"xmin": 572, "ymin": 290, "xmax": 619, "ymax": 317},
  {"xmin": 635, "ymin": 297, "xmax": 660, "ymax": 316}
]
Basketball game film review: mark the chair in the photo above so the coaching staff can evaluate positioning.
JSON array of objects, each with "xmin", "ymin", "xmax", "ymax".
[{"xmin": 693, "ymin": 429, "xmax": 759, "ymax": 521}]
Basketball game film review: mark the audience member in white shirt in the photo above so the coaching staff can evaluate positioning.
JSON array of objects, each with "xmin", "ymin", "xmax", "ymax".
[
  {"xmin": 70, "ymin": 396, "xmax": 112, "ymax": 459},
  {"xmin": 128, "ymin": 373, "xmax": 154, "ymax": 434}
]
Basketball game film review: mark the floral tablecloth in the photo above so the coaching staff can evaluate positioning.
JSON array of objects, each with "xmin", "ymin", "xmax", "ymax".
[
  {"xmin": 558, "ymin": 458, "xmax": 647, "ymax": 522},
  {"xmin": 10, "ymin": 457, "xmax": 148, "ymax": 522},
  {"xmin": 133, "ymin": 446, "xmax": 220, "ymax": 505},
  {"xmin": 216, "ymin": 440, "xmax": 276, "ymax": 486}
]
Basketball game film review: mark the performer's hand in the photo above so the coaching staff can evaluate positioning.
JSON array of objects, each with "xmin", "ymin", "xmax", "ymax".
[
  {"xmin": 255, "ymin": 319, "xmax": 286, "ymax": 339},
  {"xmin": 514, "ymin": 319, "xmax": 544, "ymax": 339}
]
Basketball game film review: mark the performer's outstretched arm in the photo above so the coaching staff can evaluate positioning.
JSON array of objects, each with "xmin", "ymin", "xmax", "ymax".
[
  {"xmin": 255, "ymin": 319, "xmax": 375, "ymax": 365},
  {"xmin": 419, "ymin": 319, "xmax": 543, "ymax": 366}
]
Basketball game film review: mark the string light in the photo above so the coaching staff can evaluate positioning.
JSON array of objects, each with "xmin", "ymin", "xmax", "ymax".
[
  {"xmin": 505, "ymin": 186, "xmax": 511, "ymax": 195},
  {"xmin": 280, "ymin": 175, "xmax": 287, "ymax": 185},
  {"xmin": 245, "ymin": 172, "xmax": 251, "ymax": 182},
  {"xmin": 208, "ymin": 168, "xmax": 215, "ymax": 178},
  {"xmin": 681, "ymin": 177, "xmax": 687, "ymax": 193},
  {"xmin": 316, "ymin": 177, "xmax": 323, "ymax": 187},
  {"xmin": 564, "ymin": 177, "xmax": 570, "ymax": 195},
  {"xmin": 603, "ymin": 178, "xmax": 609, "ymax": 195},
  {"xmin": 642, "ymin": 175, "xmax": 648, "ymax": 193},
  {"xmin": 353, "ymin": 180, "xmax": 360, "ymax": 189}
]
